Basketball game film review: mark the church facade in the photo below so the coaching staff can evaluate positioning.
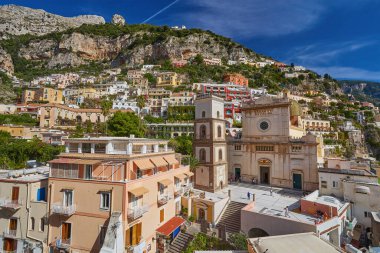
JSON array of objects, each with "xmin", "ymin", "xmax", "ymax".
[{"xmin": 227, "ymin": 96, "xmax": 321, "ymax": 191}]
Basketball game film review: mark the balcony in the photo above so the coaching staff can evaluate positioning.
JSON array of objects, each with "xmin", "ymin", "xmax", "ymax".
[
  {"xmin": 174, "ymin": 188, "xmax": 183, "ymax": 198},
  {"xmin": 51, "ymin": 203, "xmax": 76, "ymax": 216},
  {"xmin": 56, "ymin": 238, "xmax": 71, "ymax": 249},
  {"xmin": 127, "ymin": 205, "xmax": 149, "ymax": 220},
  {"xmin": 183, "ymin": 183, "xmax": 193, "ymax": 193},
  {"xmin": 0, "ymin": 199, "xmax": 23, "ymax": 210},
  {"xmin": 3, "ymin": 228, "xmax": 17, "ymax": 238},
  {"xmin": 158, "ymin": 193, "xmax": 172, "ymax": 206},
  {"xmin": 345, "ymin": 217, "xmax": 358, "ymax": 231}
]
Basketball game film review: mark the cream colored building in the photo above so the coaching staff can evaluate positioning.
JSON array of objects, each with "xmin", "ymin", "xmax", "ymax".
[
  {"xmin": 48, "ymin": 137, "xmax": 193, "ymax": 253},
  {"xmin": 227, "ymin": 95, "xmax": 321, "ymax": 191},
  {"xmin": 156, "ymin": 72, "xmax": 182, "ymax": 87},
  {"xmin": 0, "ymin": 167, "xmax": 49, "ymax": 253},
  {"xmin": 22, "ymin": 88, "xmax": 63, "ymax": 104}
]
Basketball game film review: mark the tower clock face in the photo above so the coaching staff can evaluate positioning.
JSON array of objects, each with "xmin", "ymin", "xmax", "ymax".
[{"xmin": 258, "ymin": 120, "xmax": 270, "ymax": 131}]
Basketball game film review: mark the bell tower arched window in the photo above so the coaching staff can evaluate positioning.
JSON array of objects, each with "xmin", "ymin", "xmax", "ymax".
[
  {"xmin": 217, "ymin": 111, "xmax": 220, "ymax": 118},
  {"xmin": 199, "ymin": 148, "xmax": 206, "ymax": 162},
  {"xmin": 217, "ymin": 125, "xmax": 222, "ymax": 138},
  {"xmin": 200, "ymin": 125, "xmax": 207, "ymax": 139},
  {"xmin": 219, "ymin": 149, "xmax": 223, "ymax": 161},
  {"xmin": 202, "ymin": 111, "xmax": 206, "ymax": 118}
]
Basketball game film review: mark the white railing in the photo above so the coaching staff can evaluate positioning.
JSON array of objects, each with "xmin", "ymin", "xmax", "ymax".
[
  {"xmin": 345, "ymin": 217, "xmax": 357, "ymax": 231},
  {"xmin": 158, "ymin": 193, "xmax": 172, "ymax": 205},
  {"xmin": 3, "ymin": 228, "xmax": 17, "ymax": 238},
  {"xmin": 0, "ymin": 199, "xmax": 23, "ymax": 209},
  {"xmin": 174, "ymin": 187, "xmax": 183, "ymax": 197},
  {"xmin": 183, "ymin": 183, "xmax": 193, "ymax": 193},
  {"xmin": 127, "ymin": 205, "xmax": 149, "ymax": 220},
  {"xmin": 316, "ymin": 216, "xmax": 340, "ymax": 234},
  {"xmin": 56, "ymin": 238, "xmax": 71, "ymax": 248},
  {"xmin": 51, "ymin": 203, "xmax": 76, "ymax": 216}
]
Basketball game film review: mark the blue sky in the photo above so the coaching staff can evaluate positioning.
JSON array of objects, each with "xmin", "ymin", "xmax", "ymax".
[{"xmin": 3, "ymin": 0, "xmax": 380, "ymax": 81}]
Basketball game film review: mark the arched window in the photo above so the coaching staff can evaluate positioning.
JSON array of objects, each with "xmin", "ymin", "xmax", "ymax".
[
  {"xmin": 202, "ymin": 111, "xmax": 206, "ymax": 118},
  {"xmin": 200, "ymin": 125, "xmax": 207, "ymax": 138},
  {"xmin": 199, "ymin": 148, "xmax": 206, "ymax": 162},
  {"xmin": 30, "ymin": 217, "xmax": 35, "ymax": 230},
  {"xmin": 217, "ymin": 111, "xmax": 220, "ymax": 118},
  {"xmin": 219, "ymin": 149, "xmax": 223, "ymax": 161},
  {"xmin": 217, "ymin": 125, "xmax": 222, "ymax": 138}
]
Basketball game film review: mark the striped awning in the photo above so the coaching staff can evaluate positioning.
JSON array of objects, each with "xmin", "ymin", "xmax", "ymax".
[
  {"xmin": 150, "ymin": 157, "xmax": 169, "ymax": 167},
  {"xmin": 184, "ymin": 172, "xmax": 194, "ymax": 177},
  {"xmin": 174, "ymin": 174, "xmax": 187, "ymax": 180},
  {"xmin": 129, "ymin": 186, "xmax": 149, "ymax": 196},
  {"xmin": 158, "ymin": 178, "xmax": 173, "ymax": 187},
  {"xmin": 134, "ymin": 159, "xmax": 155, "ymax": 170},
  {"xmin": 163, "ymin": 156, "xmax": 179, "ymax": 165}
]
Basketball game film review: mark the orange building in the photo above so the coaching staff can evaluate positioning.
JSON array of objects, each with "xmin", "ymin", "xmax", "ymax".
[
  {"xmin": 223, "ymin": 73, "xmax": 249, "ymax": 86},
  {"xmin": 47, "ymin": 137, "xmax": 193, "ymax": 253}
]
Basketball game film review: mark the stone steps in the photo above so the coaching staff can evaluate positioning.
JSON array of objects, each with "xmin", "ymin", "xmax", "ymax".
[
  {"xmin": 217, "ymin": 201, "xmax": 246, "ymax": 233},
  {"xmin": 167, "ymin": 232, "xmax": 194, "ymax": 253}
]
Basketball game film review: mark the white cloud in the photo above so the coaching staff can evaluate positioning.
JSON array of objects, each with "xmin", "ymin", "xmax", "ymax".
[
  {"xmin": 289, "ymin": 40, "xmax": 376, "ymax": 65},
  {"xmin": 178, "ymin": 0, "xmax": 331, "ymax": 38},
  {"xmin": 310, "ymin": 66, "xmax": 380, "ymax": 81}
]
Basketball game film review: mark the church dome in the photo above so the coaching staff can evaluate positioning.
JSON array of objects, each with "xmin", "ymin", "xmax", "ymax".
[{"xmin": 290, "ymin": 100, "xmax": 302, "ymax": 116}]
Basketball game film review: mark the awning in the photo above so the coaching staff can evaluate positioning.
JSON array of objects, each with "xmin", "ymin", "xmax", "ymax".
[
  {"xmin": 174, "ymin": 174, "xmax": 187, "ymax": 180},
  {"xmin": 129, "ymin": 187, "xmax": 149, "ymax": 196},
  {"xmin": 184, "ymin": 172, "xmax": 194, "ymax": 177},
  {"xmin": 134, "ymin": 159, "xmax": 155, "ymax": 170},
  {"xmin": 48, "ymin": 158, "xmax": 101, "ymax": 165},
  {"xmin": 156, "ymin": 216, "xmax": 185, "ymax": 236},
  {"xmin": 355, "ymin": 185, "xmax": 370, "ymax": 194},
  {"xmin": 158, "ymin": 178, "xmax": 172, "ymax": 187},
  {"xmin": 150, "ymin": 157, "xmax": 169, "ymax": 167},
  {"xmin": 163, "ymin": 156, "xmax": 179, "ymax": 165}
]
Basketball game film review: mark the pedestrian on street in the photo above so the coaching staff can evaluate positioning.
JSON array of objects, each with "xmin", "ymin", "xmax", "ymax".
[
  {"xmin": 247, "ymin": 191, "xmax": 251, "ymax": 200},
  {"xmin": 270, "ymin": 187, "xmax": 273, "ymax": 196},
  {"xmin": 284, "ymin": 206, "xmax": 289, "ymax": 217}
]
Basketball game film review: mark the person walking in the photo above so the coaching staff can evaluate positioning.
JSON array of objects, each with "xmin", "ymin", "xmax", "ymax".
[
  {"xmin": 270, "ymin": 187, "xmax": 273, "ymax": 196},
  {"xmin": 247, "ymin": 191, "xmax": 251, "ymax": 200},
  {"xmin": 284, "ymin": 206, "xmax": 289, "ymax": 217}
]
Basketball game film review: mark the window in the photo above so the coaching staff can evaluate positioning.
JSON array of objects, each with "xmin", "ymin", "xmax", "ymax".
[
  {"xmin": 63, "ymin": 190, "xmax": 73, "ymax": 207},
  {"xmin": 259, "ymin": 121, "xmax": 269, "ymax": 131},
  {"xmin": 200, "ymin": 125, "xmax": 207, "ymax": 138},
  {"xmin": 37, "ymin": 187, "xmax": 46, "ymax": 201},
  {"xmin": 100, "ymin": 226, "xmax": 107, "ymax": 245},
  {"xmin": 202, "ymin": 111, "xmax": 206, "ymax": 118},
  {"xmin": 217, "ymin": 111, "xmax": 220, "ymax": 118},
  {"xmin": 256, "ymin": 146, "xmax": 274, "ymax": 151},
  {"xmin": 332, "ymin": 181, "xmax": 339, "ymax": 188},
  {"xmin": 365, "ymin": 211, "xmax": 369, "ymax": 218},
  {"xmin": 199, "ymin": 149, "xmax": 206, "ymax": 162},
  {"xmin": 125, "ymin": 223, "xmax": 142, "ymax": 246},
  {"xmin": 85, "ymin": 165, "xmax": 92, "ymax": 180},
  {"xmin": 160, "ymin": 209, "xmax": 165, "ymax": 223},
  {"xmin": 321, "ymin": 181, "xmax": 327, "ymax": 189},
  {"xmin": 100, "ymin": 192, "xmax": 111, "ymax": 210},
  {"xmin": 219, "ymin": 149, "xmax": 223, "ymax": 161},
  {"xmin": 40, "ymin": 218, "xmax": 45, "ymax": 232},
  {"xmin": 30, "ymin": 217, "xmax": 35, "ymax": 231},
  {"xmin": 217, "ymin": 126, "xmax": 222, "ymax": 138},
  {"xmin": 291, "ymin": 146, "xmax": 302, "ymax": 152},
  {"xmin": 234, "ymin": 145, "xmax": 242, "ymax": 151}
]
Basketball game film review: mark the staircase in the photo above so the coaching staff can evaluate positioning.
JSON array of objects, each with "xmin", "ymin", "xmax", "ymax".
[
  {"xmin": 167, "ymin": 232, "xmax": 194, "ymax": 253},
  {"xmin": 217, "ymin": 201, "xmax": 246, "ymax": 233}
]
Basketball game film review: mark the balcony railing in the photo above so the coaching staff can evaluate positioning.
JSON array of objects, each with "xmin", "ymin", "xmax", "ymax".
[
  {"xmin": 183, "ymin": 183, "xmax": 193, "ymax": 193},
  {"xmin": 51, "ymin": 203, "xmax": 76, "ymax": 216},
  {"xmin": 56, "ymin": 238, "xmax": 71, "ymax": 249},
  {"xmin": 3, "ymin": 228, "xmax": 17, "ymax": 238},
  {"xmin": 127, "ymin": 205, "xmax": 149, "ymax": 220},
  {"xmin": 174, "ymin": 187, "xmax": 183, "ymax": 198},
  {"xmin": 345, "ymin": 217, "xmax": 357, "ymax": 231},
  {"xmin": 0, "ymin": 199, "xmax": 23, "ymax": 210},
  {"xmin": 158, "ymin": 193, "xmax": 172, "ymax": 206},
  {"xmin": 3, "ymin": 250, "xmax": 17, "ymax": 253}
]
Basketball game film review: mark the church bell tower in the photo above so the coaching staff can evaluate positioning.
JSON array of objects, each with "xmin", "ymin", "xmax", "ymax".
[{"xmin": 193, "ymin": 94, "xmax": 228, "ymax": 192}]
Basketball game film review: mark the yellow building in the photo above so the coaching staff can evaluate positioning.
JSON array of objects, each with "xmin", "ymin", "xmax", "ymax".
[
  {"xmin": 156, "ymin": 72, "xmax": 182, "ymax": 87},
  {"xmin": 22, "ymin": 88, "xmax": 63, "ymax": 104}
]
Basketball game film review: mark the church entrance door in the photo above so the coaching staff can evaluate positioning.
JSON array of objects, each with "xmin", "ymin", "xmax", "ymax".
[
  {"xmin": 293, "ymin": 173, "xmax": 302, "ymax": 190},
  {"xmin": 260, "ymin": 166, "xmax": 270, "ymax": 184}
]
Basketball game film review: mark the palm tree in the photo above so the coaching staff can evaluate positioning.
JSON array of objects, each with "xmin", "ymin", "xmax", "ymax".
[
  {"xmin": 101, "ymin": 98, "xmax": 113, "ymax": 136},
  {"xmin": 136, "ymin": 95, "xmax": 146, "ymax": 116}
]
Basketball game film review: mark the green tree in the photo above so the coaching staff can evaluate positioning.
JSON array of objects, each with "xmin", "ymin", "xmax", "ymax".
[
  {"xmin": 194, "ymin": 54, "xmax": 204, "ymax": 65},
  {"xmin": 228, "ymin": 233, "xmax": 248, "ymax": 250},
  {"xmin": 107, "ymin": 111, "xmax": 146, "ymax": 137},
  {"xmin": 70, "ymin": 124, "xmax": 84, "ymax": 138},
  {"xmin": 101, "ymin": 98, "xmax": 113, "ymax": 135},
  {"xmin": 136, "ymin": 95, "xmax": 146, "ymax": 115}
]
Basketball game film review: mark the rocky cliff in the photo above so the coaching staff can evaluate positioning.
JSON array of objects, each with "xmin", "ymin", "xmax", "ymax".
[
  {"xmin": 0, "ymin": 5, "xmax": 105, "ymax": 39},
  {"xmin": 1, "ymin": 24, "xmax": 257, "ymax": 76}
]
